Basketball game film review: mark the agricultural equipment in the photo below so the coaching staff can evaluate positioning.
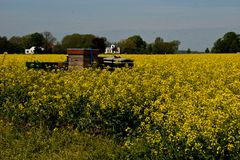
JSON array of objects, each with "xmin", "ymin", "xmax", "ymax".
[{"xmin": 26, "ymin": 48, "xmax": 134, "ymax": 71}]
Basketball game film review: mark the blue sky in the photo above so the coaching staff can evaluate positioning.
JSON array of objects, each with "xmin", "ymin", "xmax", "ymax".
[{"xmin": 1, "ymin": 0, "xmax": 240, "ymax": 51}]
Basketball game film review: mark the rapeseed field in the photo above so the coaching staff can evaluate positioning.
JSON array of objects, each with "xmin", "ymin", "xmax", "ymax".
[{"xmin": 0, "ymin": 53, "xmax": 239, "ymax": 159}]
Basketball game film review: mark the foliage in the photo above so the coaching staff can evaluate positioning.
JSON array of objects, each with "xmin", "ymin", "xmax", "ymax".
[
  {"xmin": 28, "ymin": 33, "xmax": 45, "ymax": 53},
  {"xmin": 52, "ymin": 42, "xmax": 65, "ymax": 54},
  {"xmin": 205, "ymin": 48, "xmax": 210, "ymax": 53},
  {"xmin": 187, "ymin": 48, "xmax": 191, "ymax": 53},
  {"xmin": 151, "ymin": 37, "xmax": 180, "ymax": 54},
  {"xmin": 92, "ymin": 37, "xmax": 107, "ymax": 53},
  {"xmin": 0, "ymin": 36, "xmax": 9, "ymax": 53},
  {"xmin": 9, "ymin": 36, "xmax": 25, "ymax": 53},
  {"xmin": 212, "ymin": 32, "xmax": 240, "ymax": 53},
  {"xmin": 0, "ymin": 54, "xmax": 240, "ymax": 159},
  {"xmin": 61, "ymin": 34, "xmax": 107, "ymax": 53},
  {"xmin": 118, "ymin": 35, "xmax": 147, "ymax": 54},
  {"xmin": 0, "ymin": 121, "xmax": 127, "ymax": 160},
  {"xmin": 42, "ymin": 31, "xmax": 57, "ymax": 53},
  {"xmin": 0, "ymin": 32, "xmax": 57, "ymax": 54}
]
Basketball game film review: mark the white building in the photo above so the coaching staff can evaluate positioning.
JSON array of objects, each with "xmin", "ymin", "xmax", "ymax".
[
  {"xmin": 105, "ymin": 44, "xmax": 120, "ymax": 54},
  {"xmin": 25, "ymin": 46, "xmax": 44, "ymax": 54}
]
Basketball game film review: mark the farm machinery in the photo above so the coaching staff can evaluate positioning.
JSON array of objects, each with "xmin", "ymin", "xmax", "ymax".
[{"xmin": 26, "ymin": 48, "xmax": 134, "ymax": 71}]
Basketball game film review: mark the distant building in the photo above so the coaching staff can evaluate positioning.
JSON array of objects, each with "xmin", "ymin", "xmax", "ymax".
[
  {"xmin": 105, "ymin": 44, "xmax": 120, "ymax": 54},
  {"xmin": 25, "ymin": 46, "xmax": 44, "ymax": 54}
]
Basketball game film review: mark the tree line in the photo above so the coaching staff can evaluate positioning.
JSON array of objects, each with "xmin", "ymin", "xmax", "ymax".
[
  {"xmin": 0, "ymin": 31, "xmax": 239, "ymax": 54},
  {"xmin": 0, "ymin": 32, "xmax": 107, "ymax": 54},
  {"xmin": 0, "ymin": 32, "xmax": 180, "ymax": 54}
]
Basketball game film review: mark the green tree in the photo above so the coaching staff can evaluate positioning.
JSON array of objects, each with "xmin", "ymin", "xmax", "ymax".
[
  {"xmin": 42, "ymin": 31, "xmax": 56, "ymax": 53},
  {"xmin": 130, "ymin": 35, "xmax": 147, "ymax": 53},
  {"xmin": 62, "ymin": 33, "xmax": 105, "ymax": 49},
  {"xmin": 152, "ymin": 37, "xmax": 180, "ymax": 54},
  {"xmin": 61, "ymin": 34, "xmax": 107, "ymax": 53},
  {"xmin": 211, "ymin": 32, "xmax": 240, "ymax": 53},
  {"xmin": 118, "ymin": 35, "xmax": 146, "ymax": 54},
  {"xmin": 146, "ymin": 44, "xmax": 153, "ymax": 54},
  {"xmin": 62, "ymin": 34, "xmax": 94, "ymax": 49},
  {"xmin": 30, "ymin": 32, "xmax": 44, "ymax": 53},
  {"xmin": 0, "ymin": 36, "xmax": 24, "ymax": 54},
  {"xmin": 205, "ymin": 48, "xmax": 210, "ymax": 53},
  {"xmin": 0, "ymin": 36, "xmax": 9, "ymax": 53},
  {"xmin": 118, "ymin": 39, "xmax": 136, "ymax": 54},
  {"xmin": 52, "ymin": 42, "xmax": 65, "ymax": 54},
  {"xmin": 21, "ymin": 33, "xmax": 44, "ymax": 53},
  {"xmin": 187, "ymin": 48, "xmax": 191, "ymax": 53},
  {"xmin": 31, "ymin": 33, "xmax": 44, "ymax": 46},
  {"xmin": 152, "ymin": 37, "xmax": 164, "ymax": 54},
  {"xmin": 9, "ymin": 36, "xmax": 24, "ymax": 53},
  {"xmin": 171, "ymin": 40, "xmax": 181, "ymax": 53},
  {"xmin": 62, "ymin": 33, "xmax": 81, "ymax": 49},
  {"xmin": 22, "ymin": 34, "xmax": 32, "ymax": 49},
  {"xmin": 92, "ymin": 37, "xmax": 107, "ymax": 53}
]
